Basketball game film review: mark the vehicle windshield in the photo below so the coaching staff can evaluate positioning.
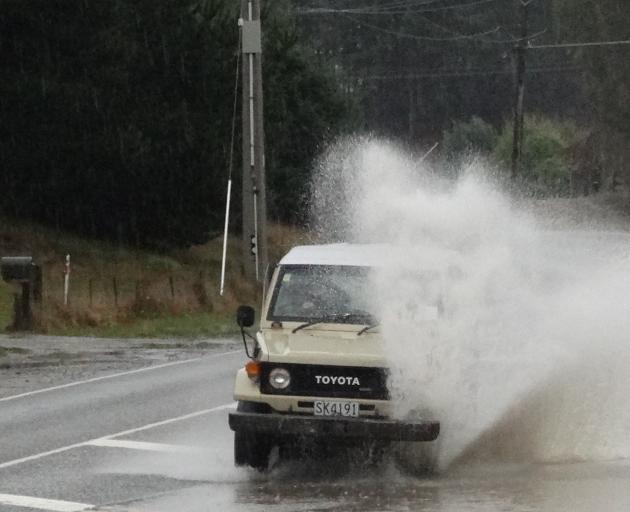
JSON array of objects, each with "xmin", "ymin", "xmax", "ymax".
[{"xmin": 269, "ymin": 265, "xmax": 373, "ymax": 322}]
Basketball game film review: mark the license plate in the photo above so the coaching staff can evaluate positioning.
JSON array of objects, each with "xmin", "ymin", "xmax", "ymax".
[{"xmin": 313, "ymin": 400, "xmax": 359, "ymax": 417}]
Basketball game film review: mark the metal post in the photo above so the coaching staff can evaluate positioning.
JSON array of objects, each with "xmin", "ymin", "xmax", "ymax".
[
  {"xmin": 63, "ymin": 254, "xmax": 71, "ymax": 306},
  {"xmin": 20, "ymin": 282, "xmax": 32, "ymax": 330},
  {"xmin": 240, "ymin": 0, "xmax": 268, "ymax": 285},
  {"xmin": 511, "ymin": 0, "xmax": 529, "ymax": 179}
]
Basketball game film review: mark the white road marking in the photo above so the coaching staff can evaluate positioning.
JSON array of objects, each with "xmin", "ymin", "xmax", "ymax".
[
  {"xmin": 0, "ymin": 439, "xmax": 94, "ymax": 471},
  {"xmin": 86, "ymin": 439, "xmax": 196, "ymax": 454},
  {"xmin": 0, "ymin": 493, "xmax": 93, "ymax": 511},
  {"xmin": 0, "ymin": 402, "xmax": 236, "ymax": 470},
  {"xmin": 98, "ymin": 402, "xmax": 237, "ymax": 439},
  {"xmin": 0, "ymin": 349, "xmax": 241, "ymax": 403}
]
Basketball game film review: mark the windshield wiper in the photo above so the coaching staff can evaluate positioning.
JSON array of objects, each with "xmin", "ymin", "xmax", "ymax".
[
  {"xmin": 357, "ymin": 322, "xmax": 379, "ymax": 336},
  {"xmin": 292, "ymin": 312, "xmax": 373, "ymax": 333}
]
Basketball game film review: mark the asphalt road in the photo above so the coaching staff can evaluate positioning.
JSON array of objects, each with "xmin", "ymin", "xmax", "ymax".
[
  {"xmin": 0, "ymin": 348, "xmax": 243, "ymax": 511},
  {"xmin": 3, "ymin": 342, "xmax": 630, "ymax": 512}
]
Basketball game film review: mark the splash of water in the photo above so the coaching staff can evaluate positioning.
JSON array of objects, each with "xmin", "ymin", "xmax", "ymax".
[{"xmin": 310, "ymin": 137, "xmax": 630, "ymax": 467}]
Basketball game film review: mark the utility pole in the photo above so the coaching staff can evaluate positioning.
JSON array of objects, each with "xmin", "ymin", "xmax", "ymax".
[
  {"xmin": 511, "ymin": 0, "xmax": 530, "ymax": 179},
  {"xmin": 240, "ymin": 0, "xmax": 268, "ymax": 284}
]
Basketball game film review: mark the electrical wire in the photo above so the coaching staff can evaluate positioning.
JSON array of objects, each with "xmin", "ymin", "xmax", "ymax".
[
  {"xmin": 340, "ymin": 12, "xmax": 502, "ymax": 42},
  {"xmin": 476, "ymin": 27, "xmax": 547, "ymax": 45},
  {"xmin": 227, "ymin": 30, "xmax": 241, "ymax": 182},
  {"xmin": 298, "ymin": 1, "xmax": 550, "ymax": 46},
  {"xmin": 300, "ymin": 2, "xmax": 630, "ymax": 49},
  {"xmin": 303, "ymin": 11, "xmax": 544, "ymax": 46},
  {"xmin": 529, "ymin": 39, "xmax": 630, "ymax": 50},
  {"xmin": 347, "ymin": 65, "xmax": 582, "ymax": 80},
  {"xmin": 219, "ymin": 26, "xmax": 242, "ymax": 297},
  {"xmin": 303, "ymin": 0, "xmax": 449, "ymax": 11},
  {"xmin": 298, "ymin": 0, "xmax": 500, "ymax": 15},
  {"xmin": 301, "ymin": 0, "xmax": 477, "ymax": 12}
]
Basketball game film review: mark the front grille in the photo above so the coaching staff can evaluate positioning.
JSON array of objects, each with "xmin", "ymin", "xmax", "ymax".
[{"xmin": 261, "ymin": 363, "xmax": 389, "ymax": 400}]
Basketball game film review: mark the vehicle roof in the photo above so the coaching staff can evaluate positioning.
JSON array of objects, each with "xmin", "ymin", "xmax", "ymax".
[
  {"xmin": 279, "ymin": 244, "xmax": 390, "ymax": 267},
  {"xmin": 279, "ymin": 243, "xmax": 457, "ymax": 269}
]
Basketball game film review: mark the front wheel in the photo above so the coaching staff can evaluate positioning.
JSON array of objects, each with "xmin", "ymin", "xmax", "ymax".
[{"xmin": 233, "ymin": 401, "xmax": 273, "ymax": 471}]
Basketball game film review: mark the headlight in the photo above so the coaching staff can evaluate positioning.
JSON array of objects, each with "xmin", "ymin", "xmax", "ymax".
[{"xmin": 269, "ymin": 367, "xmax": 291, "ymax": 390}]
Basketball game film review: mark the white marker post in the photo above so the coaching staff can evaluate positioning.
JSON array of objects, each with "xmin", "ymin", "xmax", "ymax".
[
  {"xmin": 219, "ymin": 179, "xmax": 232, "ymax": 296},
  {"xmin": 63, "ymin": 254, "xmax": 71, "ymax": 306}
]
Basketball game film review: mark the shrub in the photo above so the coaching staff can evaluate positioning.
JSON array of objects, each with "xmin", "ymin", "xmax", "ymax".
[
  {"xmin": 442, "ymin": 116, "xmax": 498, "ymax": 164},
  {"xmin": 494, "ymin": 116, "xmax": 584, "ymax": 196}
]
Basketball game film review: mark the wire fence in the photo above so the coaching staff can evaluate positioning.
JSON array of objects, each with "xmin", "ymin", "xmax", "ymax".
[{"xmin": 40, "ymin": 268, "xmax": 214, "ymax": 312}]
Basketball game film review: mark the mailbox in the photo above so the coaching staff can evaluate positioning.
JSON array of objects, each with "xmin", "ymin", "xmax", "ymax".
[
  {"xmin": 1, "ymin": 256, "xmax": 42, "ymax": 330},
  {"xmin": 1, "ymin": 256, "xmax": 36, "ymax": 283}
]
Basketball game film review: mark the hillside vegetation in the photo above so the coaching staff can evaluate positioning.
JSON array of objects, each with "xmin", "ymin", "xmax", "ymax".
[{"xmin": 0, "ymin": 219, "xmax": 309, "ymax": 337}]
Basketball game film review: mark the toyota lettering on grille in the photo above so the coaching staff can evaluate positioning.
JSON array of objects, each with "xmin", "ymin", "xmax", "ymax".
[{"xmin": 315, "ymin": 375, "xmax": 361, "ymax": 386}]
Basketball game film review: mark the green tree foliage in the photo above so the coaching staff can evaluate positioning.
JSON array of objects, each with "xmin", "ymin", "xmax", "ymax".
[
  {"xmin": 494, "ymin": 116, "xmax": 583, "ymax": 196},
  {"xmin": 0, "ymin": 0, "xmax": 353, "ymax": 247},
  {"xmin": 263, "ymin": 0, "xmax": 357, "ymax": 223},
  {"xmin": 441, "ymin": 116, "xmax": 497, "ymax": 164},
  {"xmin": 293, "ymin": 0, "xmax": 578, "ymax": 145}
]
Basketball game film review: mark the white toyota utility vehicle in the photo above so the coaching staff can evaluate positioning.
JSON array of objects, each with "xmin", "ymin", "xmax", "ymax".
[{"xmin": 228, "ymin": 244, "xmax": 440, "ymax": 470}]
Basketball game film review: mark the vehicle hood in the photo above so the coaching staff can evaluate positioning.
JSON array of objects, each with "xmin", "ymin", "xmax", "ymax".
[{"xmin": 259, "ymin": 328, "xmax": 386, "ymax": 367}]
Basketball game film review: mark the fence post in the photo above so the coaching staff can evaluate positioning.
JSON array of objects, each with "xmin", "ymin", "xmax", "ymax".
[
  {"xmin": 63, "ymin": 254, "xmax": 71, "ymax": 306},
  {"xmin": 194, "ymin": 270, "xmax": 209, "ymax": 307},
  {"xmin": 112, "ymin": 277, "xmax": 118, "ymax": 307},
  {"xmin": 169, "ymin": 275, "xmax": 175, "ymax": 300}
]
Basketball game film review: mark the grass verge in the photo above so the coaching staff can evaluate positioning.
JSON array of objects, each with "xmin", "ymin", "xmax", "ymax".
[
  {"xmin": 54, "ymin": 311, "xmax": 238, "ymax": 339},
  {"xmin": 0, "ymin": 281, "xmax": 12, "ymax": 330}
]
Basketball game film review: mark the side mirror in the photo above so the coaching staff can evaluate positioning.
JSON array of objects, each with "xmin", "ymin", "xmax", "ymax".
[{"xmin": 236, "ymin": 305, "xmax": 255, "ymax": 328}]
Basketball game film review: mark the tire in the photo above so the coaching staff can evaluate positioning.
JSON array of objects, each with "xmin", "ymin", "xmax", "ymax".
[
  {"xmin": 364, "ymin": 441, "xmax": 387, "ymax": 467},
  {"xmin": 234, "ymin": 401, "xmax": 273, "ymax": 471},
  {"xmin": 394, "ymin": 441, "xmax": 439, "ymax": 475},
  {"xmin": 394, "ymin": 408, "xmax": 440, "ymax": 475}
]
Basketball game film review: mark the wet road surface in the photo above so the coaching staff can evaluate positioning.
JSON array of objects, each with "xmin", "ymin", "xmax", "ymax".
[{"xmin": 2, "ymin": 345, "xmax": 630, "ymax": 512}]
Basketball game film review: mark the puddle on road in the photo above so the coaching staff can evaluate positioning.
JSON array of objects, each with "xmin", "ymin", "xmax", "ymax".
[
  {"xmin": 98, "ymin": 455, "xmax": 630, "ymax": 512},
  {"xmin": 94, "ymin": 409, "xmax": 630, "ymax": 512}
]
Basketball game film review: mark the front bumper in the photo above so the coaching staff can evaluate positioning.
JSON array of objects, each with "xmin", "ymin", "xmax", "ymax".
[{"xmin": 229, "ymin": 411, "xmax": 440, "ymax": 442}]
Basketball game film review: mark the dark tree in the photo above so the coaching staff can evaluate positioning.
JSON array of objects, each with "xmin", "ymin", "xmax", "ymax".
[{"xmin": 0, "ymin": 0, "xmax": 354, "ymax": 247}]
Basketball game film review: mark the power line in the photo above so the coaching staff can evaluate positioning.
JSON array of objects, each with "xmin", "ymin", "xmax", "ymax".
[
  {"xmin": 297, "ymin": 0, "xmax": 550, "ymax": 46},
  {"xmin": 347, "ymin": 65, "xmax": 582, "ymax": 80},
  {"xmin": 298, "ymin": 0, "xmax": 500, "ymax": 15},
  {"xmin": 529, "ymin": 39, "xmax": 630, "ymax": 50},
  {"xmin": 301, "ymin": 0, "xmax": 453, "ymax": 11},
  {"xmin": 340, "ymin": 13, "xmax": 502, "ymax": 42},
  {"xmin": 301, "ymin": 9, "xmax": 543, "ymax": 46},
  {"xmin": 327, "ymin": 0, "xmax": 439, "ymax": 11}
]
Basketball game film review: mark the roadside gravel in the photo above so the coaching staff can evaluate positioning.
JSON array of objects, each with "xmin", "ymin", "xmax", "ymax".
[{"xmin": 0, "ymin": 334, "xmax": 240, "ymax": 398}]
